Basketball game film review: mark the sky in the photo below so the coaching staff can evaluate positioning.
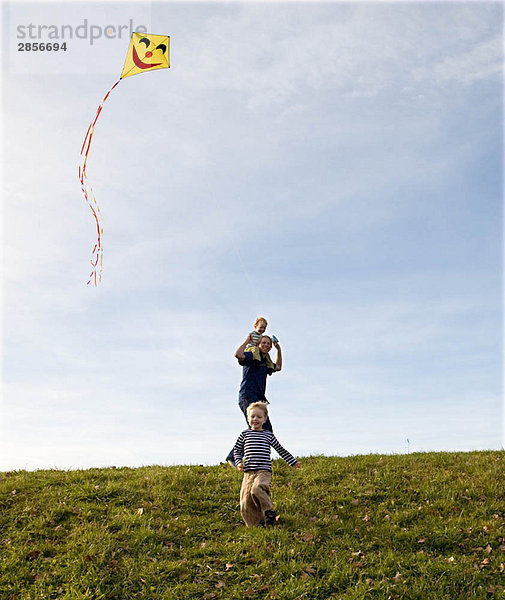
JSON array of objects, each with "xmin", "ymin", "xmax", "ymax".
[{"xmin": 0, "ymin": 0, "xmax": 503, "ymax": 471}]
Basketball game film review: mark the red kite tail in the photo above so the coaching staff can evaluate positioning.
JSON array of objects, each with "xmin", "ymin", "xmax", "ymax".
[{"xmin": 79, "ymin": 78, "xmax": 121, "ymax": 286}]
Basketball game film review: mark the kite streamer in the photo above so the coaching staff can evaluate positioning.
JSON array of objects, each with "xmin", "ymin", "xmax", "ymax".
[
  {"xmin": 79, "ymin": 32, "xmax": 170, "ymax": 285},
  {"xmin": 79, "ymin": 80, "xmax": 120, "ymax": 285}
]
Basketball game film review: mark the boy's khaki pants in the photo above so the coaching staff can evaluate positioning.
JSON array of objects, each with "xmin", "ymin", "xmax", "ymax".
[{"xmin": 240, "ymin": 470, "xmax": 273, "ymax": 527}]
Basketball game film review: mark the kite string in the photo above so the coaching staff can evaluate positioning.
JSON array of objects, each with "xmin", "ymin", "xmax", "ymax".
[{"xmin": 79, "ymin": 78, "xmax": 121, "ymax": 285}]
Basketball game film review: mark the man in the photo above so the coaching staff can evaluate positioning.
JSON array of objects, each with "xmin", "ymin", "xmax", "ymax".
[{"xmin": 226, "ymin": 333, "xmax": 282, "ymax": 465}]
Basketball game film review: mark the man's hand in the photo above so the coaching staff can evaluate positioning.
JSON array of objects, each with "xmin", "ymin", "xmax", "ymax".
[
  {"xmin": 293, "ymin": 461, "xmax": 301, "ymax": 469},
  {"xmin": 237, "ymin": 463, "xmax": 245, "ymax": 472},
  {"xmin": 235, "ymin": 335, "xmax": 252, "ymax": 361},
  {"xmin": 273, "ymin": 342, "xmax": 282, "ymax": 372}
]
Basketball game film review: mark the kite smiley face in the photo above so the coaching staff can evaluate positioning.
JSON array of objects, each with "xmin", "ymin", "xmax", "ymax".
[
  {"xmin": 121, "ymin": 32, "xmax": 170, "ymax": 79},
  {"xmin": 133, "ymin": 37, "xmax": 168, "ymax": 70}
]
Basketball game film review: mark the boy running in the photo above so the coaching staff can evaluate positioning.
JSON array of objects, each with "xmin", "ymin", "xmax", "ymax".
[{"xmin": 233, "ymin": 402, "xmax": 301, "ymax": 527}]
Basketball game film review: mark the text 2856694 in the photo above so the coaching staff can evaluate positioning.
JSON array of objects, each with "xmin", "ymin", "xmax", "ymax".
[{"xmin": 18, "ymin": 42, "xmax": 68, "ymax": 51}]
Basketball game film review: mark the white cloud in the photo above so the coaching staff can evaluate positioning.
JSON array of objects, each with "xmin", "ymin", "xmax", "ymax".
[{"xmin": 413, "ymin": 33, "xmax": 503, "ymax": 86}]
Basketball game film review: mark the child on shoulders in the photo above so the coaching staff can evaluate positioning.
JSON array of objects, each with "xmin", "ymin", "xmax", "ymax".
[
  {"xmin": 245, "ymin": 316, "xmax": 280, "ymax": 352},
  {"xmin": 245, "ymin": 316, "xmax": 268, "ymax": 350}
]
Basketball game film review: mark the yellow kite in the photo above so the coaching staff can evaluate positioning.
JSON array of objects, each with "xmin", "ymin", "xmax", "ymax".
[
  {"xmin": 121, "ymin": 32, "xmax": 170, "ymax": 79},
  {"xmin": 79, "ymin": 32, "xmax": 170, "ymax": 286}
]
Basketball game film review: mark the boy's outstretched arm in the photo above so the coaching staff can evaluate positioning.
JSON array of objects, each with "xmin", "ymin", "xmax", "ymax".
[
  {"xmin": 270, "ymin": 434, "xmax": 297, "ymax": 466},
  {"xmin": 293, "ymin": 461, "xmax": 301, "ymax": 469}
]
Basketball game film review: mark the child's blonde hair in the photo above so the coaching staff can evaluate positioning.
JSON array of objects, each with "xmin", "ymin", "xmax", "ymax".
[
  {"xmin": 246, "ymin": 401, "xmax": 269, "ymax": 418},
  {"xmin": 254, "ymin": 316, "xmax": 268, "ymax": 328}
]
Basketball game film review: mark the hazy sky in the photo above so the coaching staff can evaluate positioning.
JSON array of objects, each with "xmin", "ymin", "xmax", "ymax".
[{"xmin": 1, "ymin": 0, "xmax": 503, "ymax": 471}]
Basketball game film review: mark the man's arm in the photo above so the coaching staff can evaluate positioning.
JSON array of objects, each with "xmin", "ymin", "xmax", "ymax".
[
  {"xmin": 235, "ymin": 335, "xmax": 252, "ymax": 361},
  {"xmin": 273, "ymin": 340, "xmax": 282, "ymax": 372}
]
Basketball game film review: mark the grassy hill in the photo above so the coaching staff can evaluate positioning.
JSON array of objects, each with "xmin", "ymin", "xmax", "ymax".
[{"xmin": 1, "ymin": 451, "xmax": 504, "ymax": 599}]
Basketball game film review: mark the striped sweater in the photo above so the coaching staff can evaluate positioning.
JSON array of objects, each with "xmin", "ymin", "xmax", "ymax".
[
  {"xmin": 233, "ymin": 429, "xmax": 298, "ymax": 472},
  {"xmin": 249, "ymin": 330, "xmax": 262, "ymax": 346}
]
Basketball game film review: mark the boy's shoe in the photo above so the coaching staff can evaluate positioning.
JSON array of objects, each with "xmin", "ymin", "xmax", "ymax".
[{"xmin": 264, "ymin": 509, "xmax": 278, "ymax": 526}]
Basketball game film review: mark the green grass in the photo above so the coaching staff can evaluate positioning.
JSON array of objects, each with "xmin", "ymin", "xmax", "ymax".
[{"xmin": 1, "ymin": 451, "xmax": 504, "ymax": 599}]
